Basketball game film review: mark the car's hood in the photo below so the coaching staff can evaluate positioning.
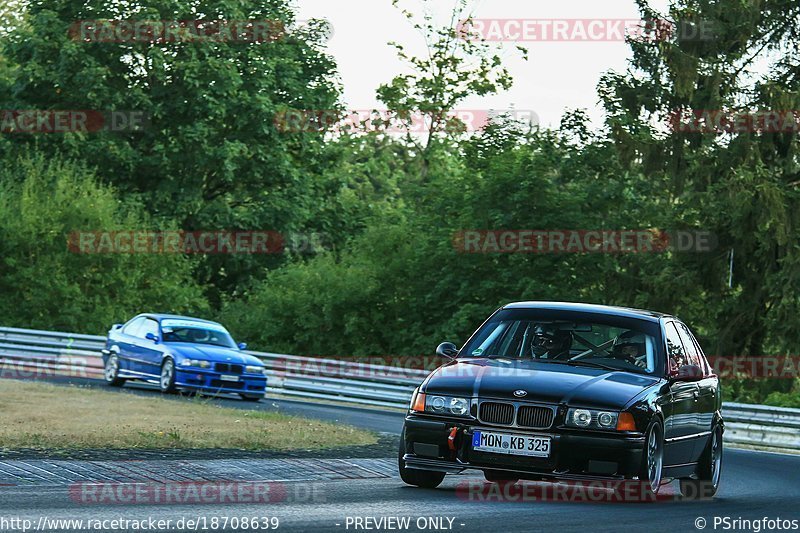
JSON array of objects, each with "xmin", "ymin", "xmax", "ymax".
[
  {"xmin": 423, "ymin": 358, "xmax": 661, "ymax": 410},
  {"xmin": 169, "ymin": 344, "xmax": 263, "ymax": 366}
]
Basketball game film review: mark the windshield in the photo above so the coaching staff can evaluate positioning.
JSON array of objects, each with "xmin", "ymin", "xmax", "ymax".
[
  {"xmin": 461, "ymin": 311, "xmax": 661, "ymax": 375},
  {"xmin": 160, "ymin": 319, "xmax": 237, "ymax": 348}
]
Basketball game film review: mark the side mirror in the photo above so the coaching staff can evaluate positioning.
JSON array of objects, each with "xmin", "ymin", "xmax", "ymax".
[
  {"xmin": 145, "ymin": 332, "xmax": 159, "ymax": 344},
  {"xmin": 238, "ymin": 342, "xmax": 248, "ymax": 350},
  {"xmin": 670, "ymin": 364, "xmax": 703, "ymax": 382},
  {"xmin": 436, "ymin": 342, "xmax": 459, "ymax": 359}
]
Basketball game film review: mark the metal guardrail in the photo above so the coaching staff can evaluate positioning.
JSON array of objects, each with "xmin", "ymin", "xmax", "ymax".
[
  {"xmin": 720, "ymin": 402, "xmax": 800, "ymax": 450},
  {"xmin": 1, "ymin": 326, "xmax": 798, "ymax": 450}
]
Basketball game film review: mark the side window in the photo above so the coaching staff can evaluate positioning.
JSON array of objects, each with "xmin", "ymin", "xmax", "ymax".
[
  {"xmin": 139, "ymin": 319, "xmax": 160, "ymax": 340},
  {"xmin": 664, "ymin": 322, "xmax": 687, "ymax": 373},
  {"xmin": 122, "ymin": 317, "xmax": 146, "ymax": 336},
  {"xmin": 675, "ymin": 323, "xmax": 701, "ymax": 368},
  {"xmin": 678, "ymin": 323, "xmax": 710, "ymax": 375}
]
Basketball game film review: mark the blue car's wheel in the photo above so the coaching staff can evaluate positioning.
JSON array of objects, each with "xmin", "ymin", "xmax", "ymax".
[
  {"xmin": 159, "ymin": 358, "xmax": 177, "ymax": 394},
  {"xmin": 104, "ymin": 353, "xmax": 125, "ymax": 387},
  {"xmin": 240, "ymin": 394, "xmax": 262, "ymax": 402}
]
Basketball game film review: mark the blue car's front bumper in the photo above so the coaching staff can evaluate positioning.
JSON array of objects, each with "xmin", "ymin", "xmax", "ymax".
[{"xmin": 174, "ymin": 367, "xmax": 267, "ymax": 396}]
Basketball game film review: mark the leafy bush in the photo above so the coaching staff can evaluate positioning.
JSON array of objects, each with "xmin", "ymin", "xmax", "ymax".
[
  {"xmin": 763, "ymin": 390, "xmax": 800, "ymax": 409},
  {"xmin": 0, "ymin": 155, "xmax": 208, "ymax": 333}
]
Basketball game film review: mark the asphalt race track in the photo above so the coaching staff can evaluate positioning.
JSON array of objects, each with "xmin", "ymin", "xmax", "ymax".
[{"xmin": 1, "ymin": 377, "xmax": 799, "ymax": 532}]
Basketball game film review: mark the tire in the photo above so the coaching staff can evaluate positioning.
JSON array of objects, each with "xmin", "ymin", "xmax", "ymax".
[
  {"xmin": 103, "ymin": 353, "xmax": 125, "ymax": 387},
  {"xmin": 680, "ymin": 423, "xmax": 723, "ymax": 500},
  {"xmin": 398, "ymin": 429, "xmax": 446, "ymax": 489},
  {"xmin": 159, "ymin": 358, "xmax": 177, "ymax": 394},
  {"xmin": 638, "ymin": 418, "xmax": 664, "ymax": 497},
  {"xmin": 240, "ymin": 394, "xmax": 262, "ymax": 402},
  {"xmin": 484, "ymin": 470, "xmax": 518, "ymax": 484}
]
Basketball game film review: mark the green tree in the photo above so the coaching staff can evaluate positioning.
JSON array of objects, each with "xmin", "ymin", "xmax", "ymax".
[
  {"xmin": 376, "ymin": 0, "xmax": 525, "ymax": 165},
  {"xmin": 0, "ymin": 155, "xmax": 208, "ymax": 332},
  {"xmin": 0, "ymin": 0, "xmax": 341, "ymax": 301},
  {"xmin": 598, "ymin": 0, "xmax": 800, "ymax": 356}
]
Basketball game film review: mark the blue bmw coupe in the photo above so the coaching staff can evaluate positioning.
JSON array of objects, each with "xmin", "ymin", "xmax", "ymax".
[{"xmin": 101, "ymin": 314, "xmax": 267, "ymax": 401}]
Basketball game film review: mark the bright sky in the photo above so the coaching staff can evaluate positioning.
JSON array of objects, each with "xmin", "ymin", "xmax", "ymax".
[{"xmin": 293, "ymin": 0, "xmax": 671, "ymax": 129}]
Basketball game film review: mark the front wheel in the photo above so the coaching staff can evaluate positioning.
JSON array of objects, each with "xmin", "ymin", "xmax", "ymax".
[
  {"xmin": 639, "ymin": 419, "xmax": 664, "ymax": 497},
  {"xmin": 240, "ymin": 394, "xmax": 263, "ymax": 402},
  {"xmin": 104, "ymin": 353, "xmax": 125, "ymax": 387},
  {"xmin": 484, "ymin": 470, "xmax": 518, "ymax": 485},
  {"xmin": 159, "ymin": 358, "xmax": 177, "ymax": 394},
  {"xmin": 398, "ymin": 429, "xmax": 445, "ymax": 489},
  {"xmin": 680, "ymin": 424, "xmax": 723, "ymax": 500}
]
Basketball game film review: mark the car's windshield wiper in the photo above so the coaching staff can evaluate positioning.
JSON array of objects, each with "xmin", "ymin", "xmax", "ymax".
[{"xmin": 558, "ymin": 359, "xmax": 618, "ymax": 371}]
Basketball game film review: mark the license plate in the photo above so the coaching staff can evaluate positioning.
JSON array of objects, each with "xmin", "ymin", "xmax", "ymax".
[
  {"xmin": 219, "ymin": 374, "xmax": 239, "ymax": 382},
  {"xmin": 472, "ymin": 430, "xmax": 551, "ymax": 457}
]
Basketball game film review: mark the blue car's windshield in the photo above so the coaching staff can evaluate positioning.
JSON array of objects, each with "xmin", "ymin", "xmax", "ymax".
[{"xmin": 160, "ymin": 319, "xmax": 237, "ymax": 348}]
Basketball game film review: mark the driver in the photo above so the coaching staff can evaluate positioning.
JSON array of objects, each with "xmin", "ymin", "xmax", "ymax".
[
  {"xmin": 531, "ymin": 325, "xmax": 573, "ymax": 359},
  {"xmin": 188, "ymin": 328, "xmax": 210, "ymax": 342},
  {"xmin": 610, "ymin": 331, "xmax": 647, "ymax": 368}
]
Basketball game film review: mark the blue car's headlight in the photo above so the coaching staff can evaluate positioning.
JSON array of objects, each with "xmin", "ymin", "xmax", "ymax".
[
  {"xmin": 245, "ymin": 365, "xmax": 266, "ymax": 374},
  {"xmin": 180, "ymin": 359, "xmax": 211, "ymax": 369}
]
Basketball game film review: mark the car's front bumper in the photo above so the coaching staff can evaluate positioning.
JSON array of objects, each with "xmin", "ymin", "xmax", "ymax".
[
  {"xmin": 403, "ymin": 414, "xmax": 645, "ymax": 480},
  {"xmin": 174, "ymin": 368, "xmax": 267, "ymax": 396}
]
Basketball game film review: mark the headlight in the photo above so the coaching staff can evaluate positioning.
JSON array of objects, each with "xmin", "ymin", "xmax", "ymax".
[
  {"xmin": 566, "ymin": 408, "xmax": 620, "ymax": 430},
  {"xmin": 572, "ymin": 409, "xmax": 592, "ymax": 427},
  {"xmin": 245, "ymin": 365, "xmax": 265, "ymax": 374},
  {"xmin": 424, "ymin": 395, "xmax": 471, "ymax": 418},
  {"xmin": 180, "ymin": 359, "xmax": 211, "ymax": 369}
]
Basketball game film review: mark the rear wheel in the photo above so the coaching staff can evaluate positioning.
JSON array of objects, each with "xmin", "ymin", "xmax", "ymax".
[
  {"xmin": 680, "ymin": 424, "xmax": 723, "ymax": 500},
  {"xmin": 103, "ymin": 353, "xmax": 125, "ymax": 387},
  {"xmin": 398, "ymin": 429, "xmax": 446, "ymax": 489},
  {"xmin": 159, "ymin": 358, "xmax": 176, "ymax": 394},
  {"xmin": 638, "ymin": 419, "xmax": 664, "ymax": 497}
]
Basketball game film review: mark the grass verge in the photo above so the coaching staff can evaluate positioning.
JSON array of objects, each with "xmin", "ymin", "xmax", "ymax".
[{"xmin": 0, "ymin": 380, "xmax": 377, "ymax": 451}]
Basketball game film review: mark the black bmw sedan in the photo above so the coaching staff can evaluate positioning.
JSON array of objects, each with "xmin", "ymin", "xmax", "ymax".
[{"xmin": 399, "ymin": 302, "xmax": 723, "ymax": 499}]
